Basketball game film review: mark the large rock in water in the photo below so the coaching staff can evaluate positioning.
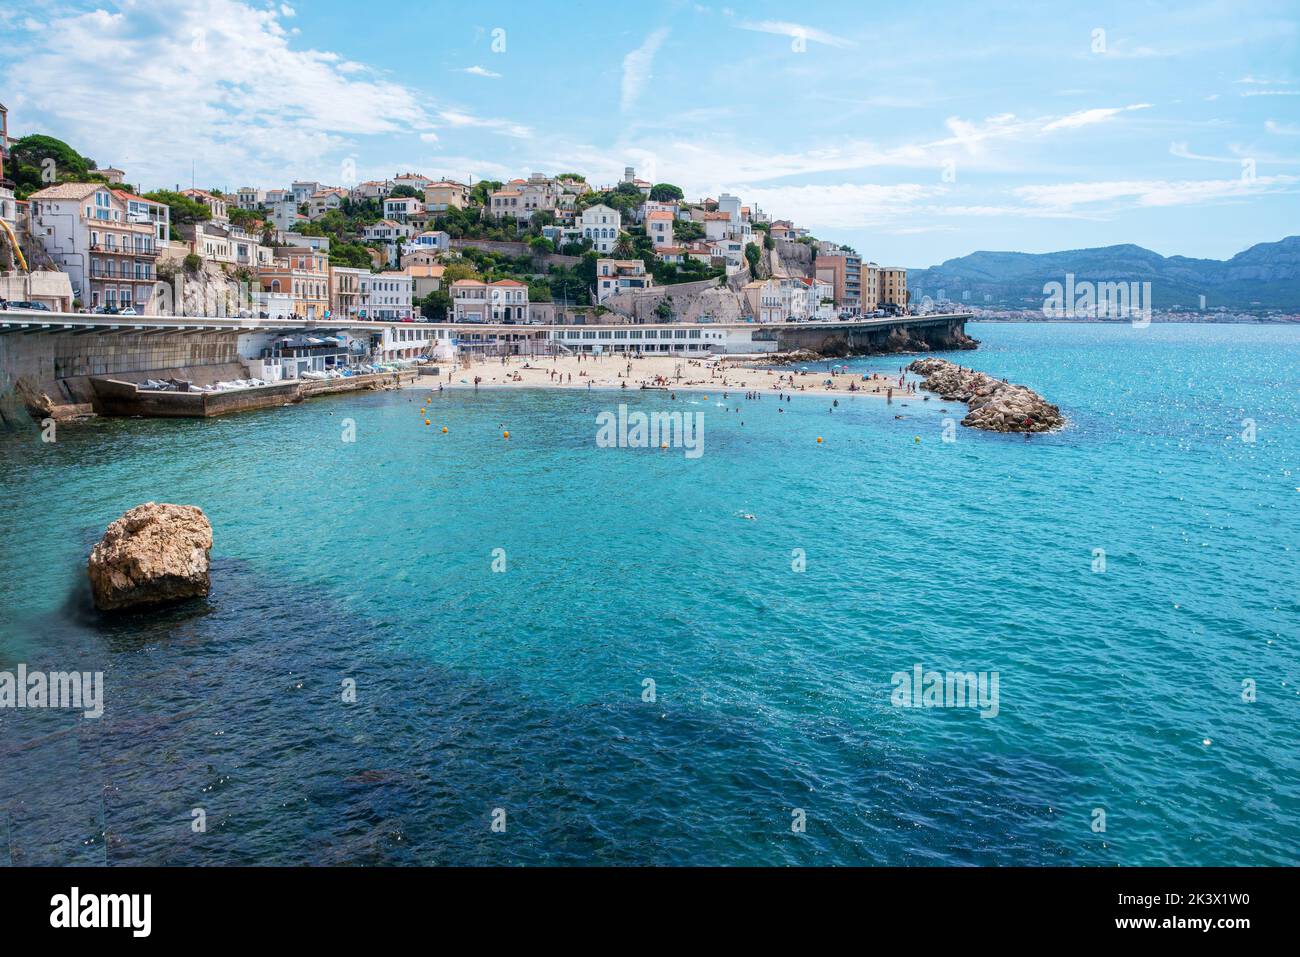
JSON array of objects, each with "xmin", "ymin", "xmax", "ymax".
[
  {"xmin": 87, "ymin": 503, "xmax": 213, "ymax": 611},
  {"xmin": 908, "ymin": 358, "xmax": 1064, "ymax": 433}
]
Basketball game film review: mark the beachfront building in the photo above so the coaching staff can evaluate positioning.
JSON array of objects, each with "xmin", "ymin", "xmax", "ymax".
[
  {"xmin": 423, "ymin": 180, "xmax": 470, "ymax": 213},
  {"xmin": 743, "ymin": 277, "xmax": 835, "ymax": 322},
  {"xmin": 595, "ymin": 259, "xmax": 653, "ymax": 303},
  {"xmin": 236, "ymin": 187, "xmax": 265, "ymax": 210},
  {"xmin": 359, "ymin": 271, "xmax": 414, "ymax": 321},
  {"xmin": 258, "ymin": 246, "xmax": 330, "ymax": 319},
  {"xmin": 879, "ymin": 266, "xmax": 908, "ymax": 312},
  {"xmin": 578, "ymin": 203, "xmax": 620, "ymax": 253},
  {"xmin": 861, "ymin": 263, "xmax": 880, "ymax": 313},
  {"xmin": 27, "ymin": 182, "xmax": 159, "ymax": 311},
  {"xmin": 450, "ymin": 278, "xmax": 529, "ymax": 322},
  {"xmin": 816, "ymin": 245, "xmax": 864, "ymax": 313},
  {"xmin": 329, "ymin": 265, "xmax": 368, "ymax": 319}
]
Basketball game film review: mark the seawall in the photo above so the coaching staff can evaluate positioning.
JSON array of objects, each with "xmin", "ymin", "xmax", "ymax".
[{"xmin": 775, "ymin": 316, "xmax": 978, "ymax": 357}]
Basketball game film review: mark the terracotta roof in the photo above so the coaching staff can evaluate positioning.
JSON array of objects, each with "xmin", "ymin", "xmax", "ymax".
[
  {"xmin": 703, "ymin": 212, "xmax": 731, "ymax": 221},
  {"xmin": 646, "ymin": 210, "xmax": 673, "ymax": 220}
]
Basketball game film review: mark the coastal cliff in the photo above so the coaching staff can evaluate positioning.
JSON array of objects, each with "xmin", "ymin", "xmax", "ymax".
[{"xmin": 908, "ymin": 357, "xmax": 1064, "ymax": 433}]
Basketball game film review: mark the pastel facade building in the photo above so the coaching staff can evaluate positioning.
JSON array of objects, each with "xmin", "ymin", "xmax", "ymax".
[
  {"xmin": 451, "ymin": 278, "xmax": 529, "ymax": 322},
  {"xmin": 27, "ymin": 183, "xmax": 159, "ymax": 311}
]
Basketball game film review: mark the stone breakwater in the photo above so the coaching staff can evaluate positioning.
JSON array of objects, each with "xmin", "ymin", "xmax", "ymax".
[{"xmin": 908, "ymin": 358, "xmax": 1065, "ymax": 433}]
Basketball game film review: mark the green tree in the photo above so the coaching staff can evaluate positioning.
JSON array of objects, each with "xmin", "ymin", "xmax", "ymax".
[
  {"xmin": 529, "ymin": 235, "xmax": 555, "ymax": 255},
  {"xmin": 649, "ymin": 183, "xmax": 684, "ymax": 202},
  {"xmin": 389, "ymin": 184, "xmax": 421, "ymax": 198},
  {"xmin": 745, "ymin": 242, "xmax": 761, "ymax": 272},
  {"xmin": 144, "ymin": 189, "xmax": 212, "ymax": 237}
]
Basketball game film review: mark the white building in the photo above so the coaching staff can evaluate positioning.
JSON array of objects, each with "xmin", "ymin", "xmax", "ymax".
[
  {"xmin": 27, "ymin": 182, "xmax": 160, "ymax": 311},
  {"xmin": 578, "ymin": 203, "xmax": 621, "ymax": 253},
  {"xmin": 402, "ymin": 230, "xmax": 450, "ymax": 256},
  {"xmin": 359, "ymin": 271, "xmax": 414, "ymax": 321},
  {"xmin": 383, "ymin": 195, "xmax": 423, "ymax": 223}
]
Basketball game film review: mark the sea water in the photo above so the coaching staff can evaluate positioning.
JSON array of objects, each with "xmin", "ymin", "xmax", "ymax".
[{"xmin": 0, "ymin": 321, "xmax": 1296, "ymax": 865}]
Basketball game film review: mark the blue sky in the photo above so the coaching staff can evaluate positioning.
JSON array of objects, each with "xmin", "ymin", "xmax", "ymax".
[{"xmin": 2, "ymin": 0, "xmax": 1298, "ymax": 266}]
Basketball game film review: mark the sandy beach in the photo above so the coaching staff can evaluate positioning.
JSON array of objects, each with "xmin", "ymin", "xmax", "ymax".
[{"xmin": 407, "ymin": 353, "xmax": 929, "ymax": 402}]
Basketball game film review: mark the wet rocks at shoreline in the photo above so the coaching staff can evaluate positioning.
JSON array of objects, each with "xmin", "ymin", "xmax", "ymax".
[
  {"xmin": 87, "ymin": 503, "xmax": 213, "ymax": 611},
  {"xmin": 907, "ymin": 358, "xmax": 1064, "ymax": 433}
]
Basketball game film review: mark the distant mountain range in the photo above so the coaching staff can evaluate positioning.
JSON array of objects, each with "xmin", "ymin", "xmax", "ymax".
[{"xmin": 907, "ymin": 236, "xmax": 1300, "ymax": 312}]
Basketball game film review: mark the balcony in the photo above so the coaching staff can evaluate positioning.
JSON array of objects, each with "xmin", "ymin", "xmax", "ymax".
[{"xmin": 90, "ymin": 242, "xmax": 159, "ymax": 258}]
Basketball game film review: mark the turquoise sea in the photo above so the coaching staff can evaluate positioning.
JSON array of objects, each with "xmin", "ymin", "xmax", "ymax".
[{"xmin": 0, "ymin": 321, "xmax": 1296, "ymax": 866}]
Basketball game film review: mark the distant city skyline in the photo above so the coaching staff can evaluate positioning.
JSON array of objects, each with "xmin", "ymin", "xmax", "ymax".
[{"xmin": 2, "ymin": 0, "xmax": 1298, "ymax": 266}]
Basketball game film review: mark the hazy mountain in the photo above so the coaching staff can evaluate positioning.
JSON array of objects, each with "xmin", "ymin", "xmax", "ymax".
[{"xmin": 907, "ymin": 236, "xmax": 1300, "ymax": 311}]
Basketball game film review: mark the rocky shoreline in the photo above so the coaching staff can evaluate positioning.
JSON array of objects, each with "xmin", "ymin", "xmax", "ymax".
[{"xmin": 907, "ymin": 358, "xmax": 1064, "ymax": 433}]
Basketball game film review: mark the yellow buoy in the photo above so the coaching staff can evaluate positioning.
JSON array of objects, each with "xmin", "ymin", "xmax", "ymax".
[
  {"xmin": 914, "ymin": 436, "xmax": 920, "ymax": 443},
  {"xmin": 442, "ymin": 426, "xmax": 448, "ymax": 433},
  {"xmin": 503, "ymin": 431, "xmax": 509, "ymax": 439}
]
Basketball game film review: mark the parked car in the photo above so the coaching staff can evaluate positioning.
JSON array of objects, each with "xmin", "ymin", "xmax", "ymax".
[
  {"xmin": 7, "ymin": 300, "xmax": 52, "ymax": 311},
  {"xmin": 119, "ymin": 307, "xmax": 139, "ymax": 316}
]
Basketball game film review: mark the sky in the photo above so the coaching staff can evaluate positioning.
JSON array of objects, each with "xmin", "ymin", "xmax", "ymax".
[{"xmin": 2, "ymin": 0, "xmax": 1298, "ymax": 267}]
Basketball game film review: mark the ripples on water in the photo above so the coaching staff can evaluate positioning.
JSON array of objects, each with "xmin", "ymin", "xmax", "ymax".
[{"xmin": 0, "ymin": 322, "xmax": 1296, "ymax": 865}]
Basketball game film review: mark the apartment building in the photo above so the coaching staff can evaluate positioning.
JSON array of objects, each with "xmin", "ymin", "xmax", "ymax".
[
  {"xmin": 595, "ymin": 259, "xmax": 653, "ymax": 303},
  {"xmin": 383, "ymin": 195, "xmax": 423, "ymax": 223},
  {"xmin": 815, "ymin": 246, "xmax": 864, "ymax": 313},
  {"xmin": 113, "ymin": 189, "xmax": 171, "ymax": 246},
  {"xmin": 423, "ymin": 180, "xmax": 470, "ymax": 213},
  {"xmin": 27, "ymin": 182, "xmax": 159, "ymax": 311},
  {"xmin": 258, "ymin": 246, "xmax": 330, "ymax": 319},
  {"xmin": 329, "ymin": 265, "xmax": 369, "ymax": 319},
  {"xmin": 451, "ymin": 278, "xmax": 529, "ymax": 322},
  {"xmin": 878, "ymin": 266, "xmax": 908, "ymax": 311},
  {"xmin": 360, "ymin": 270, "xmax": 414, "ymax": 321}
]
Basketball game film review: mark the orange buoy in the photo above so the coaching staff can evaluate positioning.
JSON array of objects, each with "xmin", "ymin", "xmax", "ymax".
[
  {"xmin": 503, "ymin": 431, "xmax": 509, "ymax": 439},
  {"xmin": 442, "ymin": 426, "xmax": 448, "ymax": 433},
  {"xmin": 817, "ymin": 437, "xmax": 823, "ymax": 444},
  {"xmin": 424, "ymin": 419, "xmax": 431, "ymax": 425}
]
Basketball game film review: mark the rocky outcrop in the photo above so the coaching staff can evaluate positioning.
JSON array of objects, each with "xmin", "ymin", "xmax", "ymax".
[
  {"xmin": 87, "ymin": 503, "xmax": 213, "ymax": 611},
  {"xmin": 908, "ymin": 358, "xmax": 1064, "ymax": 433}
]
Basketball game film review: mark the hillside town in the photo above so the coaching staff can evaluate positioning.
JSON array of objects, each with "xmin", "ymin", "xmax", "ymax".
[{"xmin": 0, "ymin": 104, "xmax": 911, "ymax": 329}]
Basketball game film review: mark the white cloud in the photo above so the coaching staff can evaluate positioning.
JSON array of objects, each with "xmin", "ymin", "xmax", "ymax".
[
  {"xmin": 621, "ymin": 28, "xmax": 670, "ymax": 112},
  {"xmin": 738, "ymin": 182, "xmax": 945, "ymax": 228},
  {"xmin": 737, "ymin": 19, "xmax": 855, "ymax": 49},
  {"xmin": 1266, "ymin": 120, "xmax": 1300, "ymax": 135},
  {"xmin": 460, "ymin": 65, "xmax": 501, "ymax": 78},
  {"xmin": 435, "ymin": 111, "xmax": 531, "ymax": 139},
  {"xmin": 1040, "ymin": 104, "xmax": 1151, "ymax": 132},
  {"xmin": 1013, "ymin": 175, "xmax": 1300, "ymax": 211},
  {"xmin": 419, "ymin": 132, "xmax": 440, "ymax": 144},
  {"xmin": 6, "ymin": 0, "xmax": 530, "ymax": 186}
]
